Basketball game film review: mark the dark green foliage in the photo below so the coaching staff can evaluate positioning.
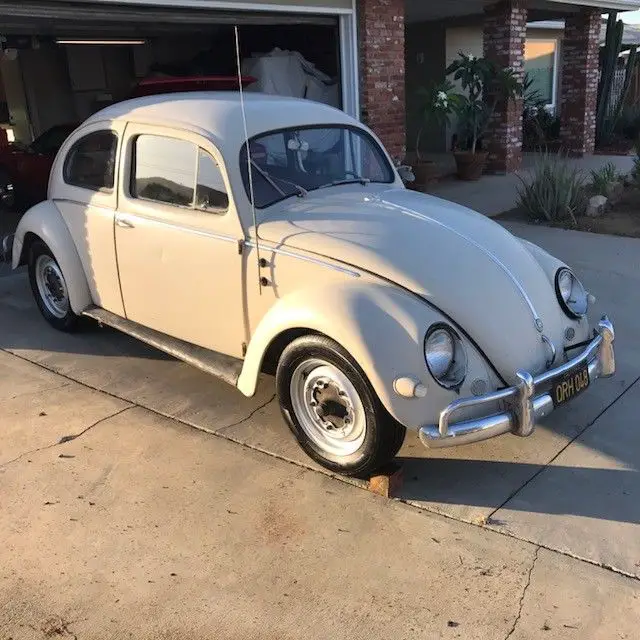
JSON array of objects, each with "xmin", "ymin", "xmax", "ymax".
[{"xmin": 596, "ymin": 12, "xmax": 639, "ymax": 145}]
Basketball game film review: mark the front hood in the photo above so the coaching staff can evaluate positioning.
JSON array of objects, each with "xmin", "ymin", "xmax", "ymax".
[{"xmin": 258, "ymin": 185, "xmax": 571, "ymax": 382}]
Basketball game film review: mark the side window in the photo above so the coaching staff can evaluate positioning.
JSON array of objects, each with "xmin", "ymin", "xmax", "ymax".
[
  {"xmin": 132, "ymin": 134, "xmax": 196, "ymax": 207},
  {"xmin": 195, "ymin": 148, "xmax": 228, "ymax": 213},
  {"xmin": 64, "ymin": 130, "xmax": 117, "ymax": 192}
]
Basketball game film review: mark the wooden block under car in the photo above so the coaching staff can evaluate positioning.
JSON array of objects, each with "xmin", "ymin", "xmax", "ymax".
[{"xmin": 367, "ymin": 462, "xmax": 404, "ymax": 498}]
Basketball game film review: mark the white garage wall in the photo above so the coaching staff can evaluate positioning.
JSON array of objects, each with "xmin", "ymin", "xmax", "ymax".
[
  {"xmin": 20, "ymin": 48, "xmax": 77, "ymax": 137},
  {"xmin": 1, "ymin": 57, "xmax": 31, "ymax": 143}
]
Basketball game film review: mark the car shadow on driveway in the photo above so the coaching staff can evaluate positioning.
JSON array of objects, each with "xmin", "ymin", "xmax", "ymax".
[
  {"xmin": 2, "ymin": 267, "xmax": 639, "ymax": 532},
  {"xmin": 0, "ymin": 272, "xmax": 170, "ymax": 362},
  {"xmin": 397, "ymin": 455, "xmax": 640, "ymax": 525}
]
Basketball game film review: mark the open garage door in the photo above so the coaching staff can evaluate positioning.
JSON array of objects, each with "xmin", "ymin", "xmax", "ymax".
[{"xmin": 0, "ymin": 0, "xmax": 358, "ymax": 146}]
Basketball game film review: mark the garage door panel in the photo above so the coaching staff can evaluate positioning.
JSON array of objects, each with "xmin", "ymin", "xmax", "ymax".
[{"xmin": 0, "ymin": 1, "xmax": 339, "ymax": 33}]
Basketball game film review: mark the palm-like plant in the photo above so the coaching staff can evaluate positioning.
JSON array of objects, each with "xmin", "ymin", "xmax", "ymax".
[
  {"xmin": 446, "ymin": 53, "xmax": 523, "ymax": 154},
  {"xmin": 414, "ymin": 79, "xmax": 460, "ymax": 162}
]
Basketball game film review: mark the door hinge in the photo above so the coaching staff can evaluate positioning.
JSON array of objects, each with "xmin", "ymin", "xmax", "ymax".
[
  {"xmin": 237, "ymin": 239, "xmax": 244, "ymax": 255},
  {"xmin": 242, "ymin": 342, "xmax": 247, "ymax": 357}
]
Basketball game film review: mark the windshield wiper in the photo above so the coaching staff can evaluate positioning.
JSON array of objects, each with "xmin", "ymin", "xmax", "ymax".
[
  {"xmin": 318, "ymin": 177, "xmax": 371, "ymax": 190},
  {"xmin": 250, "ymin": 160, "xmax": 307, "ymax": 199}
]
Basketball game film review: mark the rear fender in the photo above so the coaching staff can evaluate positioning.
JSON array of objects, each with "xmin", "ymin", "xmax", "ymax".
[{"xmin": 12, "ymin": 201, "xmax": 91, "ymax": 314}]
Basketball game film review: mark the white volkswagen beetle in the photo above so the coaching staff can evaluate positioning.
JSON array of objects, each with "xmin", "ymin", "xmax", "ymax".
[{"xmin": 10, "ymin": 93, "xmax": 615, "ymax": 477}]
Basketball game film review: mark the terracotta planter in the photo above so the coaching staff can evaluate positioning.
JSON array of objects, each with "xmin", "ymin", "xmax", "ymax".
[
  {"xmin": 411, "ymin": 160, "xmax": 440, "ymax": 189},
  {"xmin": 453, "ymin": 151, "xmax": 488, "ymax": 181}
]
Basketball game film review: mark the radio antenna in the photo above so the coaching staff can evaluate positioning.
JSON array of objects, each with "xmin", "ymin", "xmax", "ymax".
[{"xmin": 234, "ymin": 25, "xmax": 263, "ymax": 295}]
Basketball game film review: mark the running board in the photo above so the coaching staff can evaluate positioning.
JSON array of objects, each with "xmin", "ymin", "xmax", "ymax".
[{"xmin": 82, "ymin": 306, "xmax": 243, "ymax": 387}]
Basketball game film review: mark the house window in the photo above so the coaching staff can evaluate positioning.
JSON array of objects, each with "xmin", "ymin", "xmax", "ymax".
[{"xmin": 525, "ymin": 39, "xmax": 558, "ymax": 109}]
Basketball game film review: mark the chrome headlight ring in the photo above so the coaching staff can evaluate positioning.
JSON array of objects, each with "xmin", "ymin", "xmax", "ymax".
[
  {"xmin": 555, "ymin": 268, "xmax": 588, "ymax": 319},
  {"xmin": 424, "ymin": 324, "xmax": 468, "ymax": 390}
]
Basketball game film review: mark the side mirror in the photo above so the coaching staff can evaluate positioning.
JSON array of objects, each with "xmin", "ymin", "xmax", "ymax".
[{"xmin": 397, "ymin": 165, "xmax": 415, "ymax": 184}]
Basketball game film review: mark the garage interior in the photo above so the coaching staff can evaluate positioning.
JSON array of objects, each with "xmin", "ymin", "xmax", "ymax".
[{"xmin": 0, "ymin": 1, "xmax": 343, "ymax": 146}]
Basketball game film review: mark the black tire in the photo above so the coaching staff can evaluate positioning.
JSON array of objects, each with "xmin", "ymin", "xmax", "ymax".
[
  {"xmin": 276, "ymin": 334, "xmax": 406, "ymax": 478},
  {"xmin": 28, "ymin": 239, "xmax": 79, "ymax": 332}
]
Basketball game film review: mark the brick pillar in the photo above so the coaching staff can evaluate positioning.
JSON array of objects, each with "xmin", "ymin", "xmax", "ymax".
[
  {"xmin": 483, "ymin": 0, "xmax": 527, "ymax": 173},
  {"xmin": 358, "ymin": 0, "xmax": 406, "ymax": 161},
  {"xmin": 559, "ymin": 10, "xmax": 600, "ymax": 156}
]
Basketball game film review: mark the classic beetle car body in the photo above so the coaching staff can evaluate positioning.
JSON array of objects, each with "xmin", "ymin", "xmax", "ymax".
[{"xmin": 11, "ymin": 92, "xmax": 616, "ymax": 477}]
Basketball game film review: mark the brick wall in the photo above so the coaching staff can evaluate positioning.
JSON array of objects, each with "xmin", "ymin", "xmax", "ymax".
[
  {"xmin": 358, "ymin": 0, "xmax": 405, "ymax": 161},
  {"xmin": 483, "ymin": 0, "xmax": 527, "ymax": 174},
  {"xmin": 559, "ymin": 10, "xmax": 600, "ymax": 156}
]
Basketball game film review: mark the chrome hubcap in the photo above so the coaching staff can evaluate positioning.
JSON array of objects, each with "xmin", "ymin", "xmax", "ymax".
[
  {"xmin": 290, "ymin": 359, "xmax": 366, "ymax": 457},
  {"xmin": 35, "ymin": 255, "xmax": 69, "ymax": 319}
]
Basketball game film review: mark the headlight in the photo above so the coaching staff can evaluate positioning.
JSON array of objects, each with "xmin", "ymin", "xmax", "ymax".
[
  {"xmin": 555, "ymin": 268, "xmax": 588, "ymax": 319},
  {"xmin": 424, "ymin": 325, "xmax": 467, "ymax": 389}
]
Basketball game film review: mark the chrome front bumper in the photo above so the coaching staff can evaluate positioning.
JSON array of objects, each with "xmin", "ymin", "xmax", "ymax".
[{"xmin": 419, "ymin": 316, "xmax": 616, "ymax": 449}]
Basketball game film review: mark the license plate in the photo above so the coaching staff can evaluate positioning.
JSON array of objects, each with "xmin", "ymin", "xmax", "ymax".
[{"xmin": 552, "ymin": 363, "xmax": 590, "ymax": 407}]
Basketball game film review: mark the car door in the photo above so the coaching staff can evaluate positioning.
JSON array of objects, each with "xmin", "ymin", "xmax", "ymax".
[
  {"xmin": 115, "ymin": 123, "xmax": 247, "ymax": 358},
  {"xmin": 52, "ymin": 122, "xmax": 125, "ymax": 316}
]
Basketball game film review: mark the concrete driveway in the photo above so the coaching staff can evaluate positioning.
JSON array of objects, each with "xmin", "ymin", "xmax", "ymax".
[{"xmin": 1, "ymin": 222, "xmax": 639, "ymax": 638}]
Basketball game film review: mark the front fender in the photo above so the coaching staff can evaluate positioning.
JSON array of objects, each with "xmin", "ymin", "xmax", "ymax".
[
  {"xmin": 238, "ymin": 281, "xmax": 498, "ymax": 430},
  {"xmin": 12, "ymin": 201, "xmax": 91, "ymax": 314},
  {"xmin": 519, "ymin": 239, "xmax": 566, "ymax": 285}
]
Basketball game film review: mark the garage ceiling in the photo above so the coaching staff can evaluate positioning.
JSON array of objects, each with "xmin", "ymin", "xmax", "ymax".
[{"xmin": 0, "ymin": 0, "xmax": 337, "ymax": 36}]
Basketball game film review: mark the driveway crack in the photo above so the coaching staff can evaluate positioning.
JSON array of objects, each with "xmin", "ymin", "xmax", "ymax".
[
  {"xmin": 0, "ymin": 406, "xmax": 132, "ymax": 469},
  {"xmin": 216, "ymin": 394, "xmax": 276, "ymax": 434},
  {"xmin": 505, "ymin": 546, "xmax": 540, "ymax": 640}
]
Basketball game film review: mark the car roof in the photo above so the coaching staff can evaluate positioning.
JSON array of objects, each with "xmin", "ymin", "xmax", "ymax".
[{"xmin": 83, "ymin": 92, "xmax": 357, "ymax": 151}]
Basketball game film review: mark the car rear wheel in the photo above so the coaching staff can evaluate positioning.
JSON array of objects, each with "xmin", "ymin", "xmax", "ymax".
[
  {"xmin": 276, "ymin": 334, "xmax": 406, "ymax": 478},
  {"xmin": 28, "ymin": 240, "xmax": 78, "ymax": 332}
]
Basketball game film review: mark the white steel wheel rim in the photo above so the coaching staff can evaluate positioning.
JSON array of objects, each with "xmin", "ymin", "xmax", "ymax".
[
  {"xmin": 290, "ymin": 358, "xmax": 367, "ymax": 457},
  {"xmin": 35, "ymin": 255, "xmax": 69, "ymax": 319}
]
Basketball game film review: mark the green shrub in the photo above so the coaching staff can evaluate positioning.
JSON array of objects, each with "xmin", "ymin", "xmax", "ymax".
[
  {"xmin": 516, "ymin": 153, "xmax": 587, "ymax": 224},
  {"xmin": 590, "ymin": 162, "xmax": 618, "ymax": 196}
]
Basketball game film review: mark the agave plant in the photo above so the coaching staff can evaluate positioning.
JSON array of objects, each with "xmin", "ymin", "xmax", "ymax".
[
  {"xmin": 590, "ymin": 162, "xmax": 618, "ymax": 196},
  {"xmin": 516, "ymin": 153, "xmax": 588, "ymax": 224}
]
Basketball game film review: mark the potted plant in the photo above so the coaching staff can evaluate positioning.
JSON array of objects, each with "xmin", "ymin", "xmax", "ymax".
[
  {"xmin": 446, "ymin": 53, "xmax": 523, "ymax": 181},
  {"xmin": 412, "ymin": 80, "xmax": 460, "ymax": 188}
]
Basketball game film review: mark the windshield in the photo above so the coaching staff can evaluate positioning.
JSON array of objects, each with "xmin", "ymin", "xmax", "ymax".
[{"xmin": 240, "ymin": 125, "xmax": 394, "ymax": 209}]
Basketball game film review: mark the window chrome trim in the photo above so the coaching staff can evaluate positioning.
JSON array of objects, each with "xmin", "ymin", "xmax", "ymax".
[{"xmin": 245, "ymin": 240, "xmax": 360, "ymax": 278}]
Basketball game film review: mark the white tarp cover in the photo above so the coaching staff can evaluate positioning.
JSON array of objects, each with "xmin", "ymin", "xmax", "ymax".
[
  {"xmin": 242, "ymin": 48, "xmax": 341, "ymax": 152},
  {"xmin": 242, "ymin": 48, "xmax": 340, "ymax": 107}
]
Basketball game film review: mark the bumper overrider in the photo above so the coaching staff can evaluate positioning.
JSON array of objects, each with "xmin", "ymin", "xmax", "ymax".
[{"xmin": 419, "ymin": 316, "xmax": 615, "ymax": 449}]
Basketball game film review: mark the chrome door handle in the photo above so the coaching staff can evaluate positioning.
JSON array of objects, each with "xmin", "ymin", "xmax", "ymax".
[{"xmin": 116, "ymin": 216, "xmax": 134, "ymax": 229}]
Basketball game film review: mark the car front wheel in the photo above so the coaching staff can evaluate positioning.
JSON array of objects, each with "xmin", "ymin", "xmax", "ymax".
[
  {"xmin": 28, "ymin": 240, "xmax": 78, "ymax": 332},
  {"xmin": 276, "ymin": 334, "xmax": 406, "ymax": 478}
]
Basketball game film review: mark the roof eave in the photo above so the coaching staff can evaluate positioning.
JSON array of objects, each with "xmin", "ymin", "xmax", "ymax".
[{"xmin": 545, "ymin": 0, "xmax": 640, "ymax": 10}]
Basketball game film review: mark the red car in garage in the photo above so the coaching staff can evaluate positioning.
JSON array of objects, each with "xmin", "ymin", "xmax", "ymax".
[
  {"xmin": 0, "ymin": 123, "xmax": 79, "ymax": 210},
  {"xmin": 0, "ymin": 75, "xmax": 256, "ymax": 212}
]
